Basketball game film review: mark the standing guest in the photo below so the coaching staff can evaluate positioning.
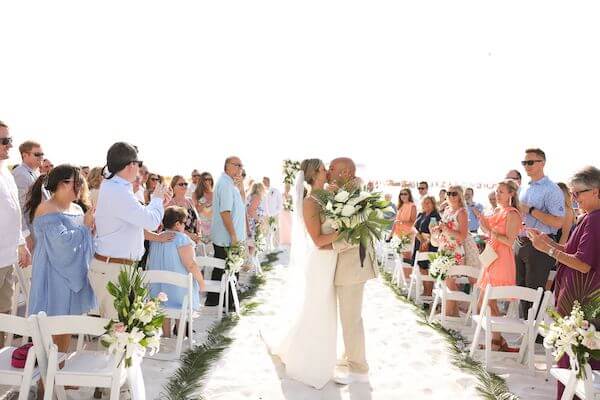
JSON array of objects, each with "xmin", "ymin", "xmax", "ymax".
[
  {"xmin": 417, "ymin": 181, "xmax": 429, "ymax": 212},
  {"xmin": 40, "ymin": 159, "xmax": 54, "ymax": 175},
  {"xmin": 263, "ymin": 177, "xmax": 283, "ymax": 250},
  {"xmin": 187, "ymin": 169, "xmax": 200, "ymax": 198},
  {"xmin": 487, "ymin": 190, "xmax": 498, "ymax": 212},
  {"xmin": 438, "ymin": 188, "xmax": 448, "ymax": 213},
  {"xmin": 80, "ymin": 166, "xmax": 90, "ymax": 179},
  {"xmin": 413, "ymin": 196, "xmax": 441, "ymax": 297},
  {"xmin": 279, "ymin": 183, "xmax": 293, "ymax": 246},
  {"xmin": 528, "ymin": 166, "xmax": 600, "ymax": 400},
  {"xmin": 472, "ymin": 180, "xmax": 521, "ymax": 352},
  {"xmin": 383, "ymin": 193, "xmax": 397, "ymax": 221},
  {"xmin": 505, "ymin": 169, "xmax": 523, "ymax": 188},
  {"xmin": 465, "ymin": 187, "xmax": 484, "ymax": 233},
  {"xmin": 206, "ymin": 156, "xmax": 247, "ymax": 309},
  {"xmin": 247, "ymin": 183, "xmax": 267, "ymax": 260},
  {"xmin": 168, "ymin": 175, "xmax": 200, "ymax": 243},
  {"xmin": 193, "ymin": 172, "xmax": 214, "ymax": 241},
  {"xmin": 144, "ymin": 172, "xmax": 161, "ymax": 204},
  {"xmin": 13, "ymin": 140, "xmax": 48, "ymax": 250},
  {"xmin": 135, "ymin": 165, "xmax": 149, "ymax": 203},
  {"xmin": 147, "ymin": 206, "xmax": 205, "ymax": 337},
  {"xmin": 75, "ymin": 177, "xmax": 92, "ymax": 213},
  {"xmin": 515, "ymin": 148, "xmax": 565, "ymax": 318},
  {"xmin": 366, "ymin": 181, "xmax": 375, "ymax": 192},
  {"xmin": 0, "ymin": 120, "xmax": 31, "ymax": 347},
  {"xmin": 390, "ymin": 188, "xmax": 417, "ymax": 261},
  {"xmin": 91, "ymin": 142, "xmax": 171, "ymax": 318},
  {"xmin": 26, "ymin": 165, "xmax": 96, "ymax": 353},
  {"xmin": 556, "ymin": 182, "xmax": 576, "ymax": 245},
  {"xmin": 87, "ymin": 166, "xmax": 104, "ymax": 205}
]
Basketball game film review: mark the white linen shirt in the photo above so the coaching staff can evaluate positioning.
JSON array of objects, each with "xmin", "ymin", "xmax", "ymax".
[
  {"xmin": 0, "ymin": 162, "xmax": 26, "ymax": 266},
  {"xmin": 95, "ymin": 175, "xmax": 164, "ymax": 260},
  {"xmin": 264, "ymin": 187, "xmax": 283, "ymax": 217}
]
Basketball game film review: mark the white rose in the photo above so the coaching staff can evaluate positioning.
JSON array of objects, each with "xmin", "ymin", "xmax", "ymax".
[
  {"xmin": 341, "ymin": 204, "xmax": 356, "ymax": 217},
  {"xmin": 334, "ymin": 191, "xmax": 350, "ymax": 203},
  {"xmin": 326, "ymin": 201, "xmax": 333, "ymax": 212},
  {"xmin": 583, "ymin": 332, "xmax": 600, "ymax": 350}
]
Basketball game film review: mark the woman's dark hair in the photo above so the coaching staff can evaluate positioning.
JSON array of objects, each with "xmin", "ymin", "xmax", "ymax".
[
  {"xmin": 194, "ymin": 172, "xmax": 214, "ymax": 201},
  {"xmin": 163, "ymin": 206, "xmax": 188, "ymax": 229},
  {"xmin": 105, "ymin": 142, "xmax": 138, "ymax": 178},
  {"xmin": 397, "ymin": 187, "xmax": 414, "ymax": 208},
  {"xmin": 25, "ymin": 164, "xmax": 83, "ymax": 224}
]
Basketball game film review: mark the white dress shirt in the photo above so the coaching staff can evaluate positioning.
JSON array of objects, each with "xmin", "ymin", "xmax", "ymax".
[
  {"xmin": 264, "ymin": 187, "xmax": 283, "ymax": 217},
  {"xmin": 0, "ymin": 162, "xmax": 26, "ymax": 266},
  {"xmin": 12, "ymin": 162, "xmax": 49, "ymax": 233},
  {"xmin": 187, "ymin": 183, "xmax": 197, "ymax": 198},
  {"xmin": 95, "ymin": 175, "xmax": 164, "ymax": 260}
]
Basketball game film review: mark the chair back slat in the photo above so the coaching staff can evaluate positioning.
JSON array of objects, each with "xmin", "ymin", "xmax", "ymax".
[
  {"xmin": 144, "ymin": 270, "xmax": 190, "ymax": 288},
  {"xmin": 196, "ymin": 256, "xmax": 226, "ymax": 270}
]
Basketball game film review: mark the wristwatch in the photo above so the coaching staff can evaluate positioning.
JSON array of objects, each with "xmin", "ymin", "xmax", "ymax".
[
  {"xmin": 529, "ymin": 206, "xmax": 535, "ymax": 215},
  {"xmin": 547, "ymin": 247, "xmax": 556, "ymax": 258}
]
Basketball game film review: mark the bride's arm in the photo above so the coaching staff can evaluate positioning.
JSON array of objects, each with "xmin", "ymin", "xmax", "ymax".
[{"xmin": 303, "ymin": 198, "xmax": 338, "ymax": 248}]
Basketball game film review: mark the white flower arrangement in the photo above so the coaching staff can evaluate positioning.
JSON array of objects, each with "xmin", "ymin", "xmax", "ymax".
[
  {"xmin": 101, "ymin": 266, "xmax": 166, "ymax": 367},
  {"xmin": 391, "ymin": 234, "xmax": 412, "ymax": 254},
  {"xmin": 268, "ymin": 216, "xmax": 278, "ymax": 232},
  {"xmin": 225, "ymin": 241, "xmax": 247, "ymax": 274},
  {"xmin": 541, "ymin": 301, "xmax": 600, "ymax": 379},
  {"xmin": 282, "ymin": 159, "xmax": 301, "ymax": 185},
  {"xmin": 283, "ymin": 197, "xmax": 294, "ymax": 212},
  {"xmin": 427, "ymin": 251, "xmax": 457, "ymax": 281},
  {"xmin": 254, "ymin": 226, "xmax": 267, "ymax": 254}
]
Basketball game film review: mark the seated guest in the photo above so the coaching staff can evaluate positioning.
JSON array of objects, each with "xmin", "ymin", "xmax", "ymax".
[
  {"xmin": 25, "ymin": 165, "xmax": 96, "ymax": 353},
  {"xmin": 147, "ymin": 206, "xmax": 205, "ymax": 336},
  {"xmin": 413, "ymin": 196, "xmax": 441, "ymax": 296}
]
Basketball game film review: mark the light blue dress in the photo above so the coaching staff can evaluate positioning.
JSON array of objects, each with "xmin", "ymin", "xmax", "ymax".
[
  {"xmin": 29, "ymin": 211, "xmax": 96, "ymax": 316},
  {"xmin": 147, "ymin": 231, "xmax": 200, "ymax": 309}
]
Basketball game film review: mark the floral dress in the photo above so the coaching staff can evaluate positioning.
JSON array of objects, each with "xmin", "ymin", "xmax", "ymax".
[
  {"xmin": 439, "ymin": 208, "xmax": 466, "ymax": 265},
  {"xmin": 247, "ymin": 194, "xmax": 266, "ymax": 244}
]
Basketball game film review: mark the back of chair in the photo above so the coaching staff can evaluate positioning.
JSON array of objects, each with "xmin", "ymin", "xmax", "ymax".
[
  {"xmin": 0, "ymin": 313, "xmax": 32, "ymax": 343},
  {"xmin": 144, "ymin": 270, "xmax": 191, "ymax": 289},
  {"xmin": 36, "ymin": 312, "xmax": 110, "ymax": 352},
  {"xmin": 535, "ymin": 290, "xmax": 555, "ymax": 329},
  {"xmin": 414, "ymin": 251, "xmax": 435, "ymax": 264},
  {"xmin": 447, "ymin": 265, "xmax": 481, "ymax": 280},
  {"xmin": 484, "ymin": 285, "xmax": 544, "ymax": 304},
  {"xmin": 196, "ymin": 256, "xmax": 226, "ymax": 270}
]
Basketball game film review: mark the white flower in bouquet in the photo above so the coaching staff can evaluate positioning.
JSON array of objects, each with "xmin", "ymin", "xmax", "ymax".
[
  {"xmin": 391, "ymin": 234, "xmax": 412, "ymax": 254},
  {"xmin": 428, "ymin": 251, "xmax": 456, "ymax": 281},
  {"xmin": 341, "ymin": 204, "xmax": 357, "ymax": 217},
  {"xmin": 334, "ymin": 190, "xmax": 350, "ymax": 203},
  {"xmin": 226, "ymin": 242, "xmax": 246, "ymax": 273}
]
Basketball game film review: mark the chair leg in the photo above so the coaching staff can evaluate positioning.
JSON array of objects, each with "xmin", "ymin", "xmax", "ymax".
[
  {"xmin": 484, "ymin": 328, "xmax": 492, "ymax": 370},
  {"xmin": 175, "ymin": 314, "xmax": 185, "ymax": 358},
  {"xmin": 429, "ymin": 294, "xmax": 439, "ymax": 322},
  {"xmin": 528, "ymin": 328, "xmax": 536, "ymax": 374},
  {"xmin": 43, "ymin": 361, "xmax": 57, "ymax": 400},
  {"xmin": 469, "ymin": 319, "xmax": 483, "ymax": 357},
  {"xmin": 545, "ymin": 348, "xmax": 553, "ymax": 381},
  {"xmin": 440, "ymin": 293, "xmax": 447, "ymax": 326},
  {"xmin": 517, "ymin": 333, "xmax": 528, "ymax": 365},
  {"xmin": 109, "ymin": 379, "xmax": 121, "ymax": 400}
]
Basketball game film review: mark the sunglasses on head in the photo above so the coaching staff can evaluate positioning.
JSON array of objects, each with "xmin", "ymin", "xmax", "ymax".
[
  {"xmin": 521, "ymin": 160, "xmax": 543, "ymax": 167},
  {"xmin": 0, "ymin": 137, "xmax": 13, "ymax": 146},
  {"xmin": 447, "ymin": 191, "xmax": 459, "ymax": 197}
]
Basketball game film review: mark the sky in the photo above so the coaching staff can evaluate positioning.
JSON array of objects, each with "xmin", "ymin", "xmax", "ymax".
[{"xmin": 1, "ymin": 0, "xmax": 599, "ymax": 187}]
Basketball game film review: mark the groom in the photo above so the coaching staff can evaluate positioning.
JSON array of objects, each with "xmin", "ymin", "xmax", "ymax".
[{"xmin": 328, "ymin": 157, "xmax": 377, "ymax": 385}]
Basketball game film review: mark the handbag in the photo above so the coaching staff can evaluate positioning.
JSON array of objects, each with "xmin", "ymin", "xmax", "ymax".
[
  {"xmin": 11, "ymin": 343, "xmax": 34, "ymax": 369},
  {"xmin": 479, "ymin": 242, "xmax": 498, "ymax": 269}
]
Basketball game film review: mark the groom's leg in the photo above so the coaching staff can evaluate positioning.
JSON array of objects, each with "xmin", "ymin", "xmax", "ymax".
[{"xmin": 337, "ymin": 282, "xmax": 368, "ymax": 374}]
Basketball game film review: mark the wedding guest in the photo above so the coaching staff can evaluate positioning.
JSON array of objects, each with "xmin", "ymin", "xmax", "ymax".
[
  {"xmin": 438, "ymin": 188, "xmax": 448, "ymax": 213},
  {"xmin": 91, "ymin": 142, "xmax": 170, "ymax": 318},
  {"xmin": 168, "ymin": 175, "xmax": 200, "ymax": 243},
  {"xmin": 144, "ymin": 172, "xmax": 161, "ymax": 204},
  {"xmin": 87, "ymin": 166, "xmax": 103, "ymax": 205},
  {"xmin": 193, "ymin": 172, "xmax": 214, "ymax": 241},
  {"xmin": 391, "ymin": 188, "xmax": 417, "ymax": 238},
  {"xmin": 487, "ymin": 190, "xmax": 498, "ymax": 212},
  {"xmin": 263, "ymin": 176, "xmax": 283, "ymax": 250},
  {"xmin": 75, "ymin": 177, "xmax": 92, "ymax": 213},
  {"xmin": 556, "ymin": 182, "xmax": 576, "ymax": 245},
  {"xmin": 279, "ymin": 183, "xmax": 293, "ymax": 246},
  {"xmin": 528, "ymin": 166, "xmax": 600, "ymax": 399},
  {"xmin": 81, "ymin": 166, "xmax": 90, "ymax": 179},
  {"xmin": 413, "ymin": 196, "xmax": 441, "ymax": 296},
  {"xmin": 383, "ymin": 193, "xmax": 397, "ymax": 221},
  {"xmin": 26, "ymin": 165, "xmax": 96, "ymax": 353},
  {"xmin": 40, "ymin": 159, "xmax": 53, "ymax": 174},
  {"xmin": 135, "ymin": 164, "xmax": 149, "ymax": 203},
  {"xmin": 0, "ymin": 120, "xmax": 31, "ymax": 347},
  {"xmin": 187, "ymin": 169, "xmax": 200, "ymax": 198},
  {"xmin": 505, "ymin": 169, "xmax": 522, "ymax": 187},
  {"xmin": 417, "ymin": 181, "xmax": 429, "ymax": 212},
  {"xmin": 465, "ymin": 187, "xmax": 484, "ymax": 233},
  {"xmin": 515, "ymin": 148, "xmax": 565, "ymax": 318},
  {"xmin": 13, "ymin": 140, "xmax": 48, "ymax": 249},
  {"xmin": 472, "ymin": 180, "xmax": 521, "ymax": 352},
  {"xmin": 247, "ymin": 182, "xmax": 267, "ymax": 260},
  {"xmin": 147, "ymin": 206, "xmax": 205, "ymax": 336},
  {"xmin": 433, "ymin": 185, "xmax": 481, "ymax": 316},
  {"xmin": 206, "ymin": 156, "xmax": 247, "ymax": 309}
]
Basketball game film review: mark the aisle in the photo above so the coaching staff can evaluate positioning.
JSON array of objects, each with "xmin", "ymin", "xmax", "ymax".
[{"xmin": 200, "ymin": 258, "xmax": 483, "ymax": 400}]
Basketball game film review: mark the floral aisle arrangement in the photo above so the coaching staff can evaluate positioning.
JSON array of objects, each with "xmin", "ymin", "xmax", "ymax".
[
  {"xmin": 282, "ymin": 159, "xmax": 301, "ymax": 185},
  {"xmin": 427, "ymin": 251, "xmax": 457, "ymax": 281}
]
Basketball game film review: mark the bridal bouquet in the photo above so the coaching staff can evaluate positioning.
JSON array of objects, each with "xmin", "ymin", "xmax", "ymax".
[
  {"xmin": 283, "ymin": 159, "xmax": 301, "ymax": 185},
  {"xmin": 313, "ymin": 183, "xmax": 392, "ymax": 265},
  {"xmin": 391, "ymin": 234, "xmax": 412, "ymax": 254},
  {"xmin": 101, "ymin": 266, "xmax": 166, "ymax": 367},
  {"xmin": 541, "ymin": 301, "xmax": 600, "ymax": 379},
  {"xmin": 225, "ymin": 241, "xmax": 246, "ymax": 274},
  {"xmin": 428, "ymin": 251, "xmax": 457, "ymax": 281},
  {"xmin": 283, "ymin": 197, "xmax": 294, "ymax": 212}
]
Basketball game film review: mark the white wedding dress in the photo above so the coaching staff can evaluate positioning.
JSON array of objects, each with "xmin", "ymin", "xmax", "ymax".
[{"xmin": 263, "ymin": 174, "xmax": 338, "ymax": 390}]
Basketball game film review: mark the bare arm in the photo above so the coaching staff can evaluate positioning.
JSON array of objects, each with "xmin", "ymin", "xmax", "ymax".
[
  {"xmin": 491, "ymin": 210, "xmax": 520, "ymax": 247},
  {"xmin": 408, "ymin": 204, "xmax": 417, "ymax": 226},
  {"xmin": 303, "ymin": 198, "xmax": 337, "ymax": 248},
  {"xmin": 177, "ymin": 244, "xmax": 206, "ymax": 290},
  {"xmin": 559, "ymin": 209, "xmax": 574, "ymax": 245},
  {"xmin": 527, "ymin": 207, "xmax": 564, "ymax": 229},
  {"xmin": 220, "ymin": 211, "xmax": 238, "ymax": 244}
]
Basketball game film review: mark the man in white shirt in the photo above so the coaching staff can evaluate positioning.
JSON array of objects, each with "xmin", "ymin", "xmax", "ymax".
[
  {"xmin": 91, "ymin": 142, "xmax": 171, "ymax": 318},
  {"xmin": 0, "ymin": 120, "xmax": 31, "ymax": 346},
  {"xmin": 187, "ymin": 169, "xmax": 200, "ymax": 198},
  {"xmin": 262, "ymin": 177, "xmax": 283, "ymax": 250}
]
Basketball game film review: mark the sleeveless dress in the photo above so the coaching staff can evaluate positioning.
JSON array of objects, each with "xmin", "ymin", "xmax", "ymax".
[
  {"xmin": 477, "ymin": 207, "xmax": 519, "ymax": 288},
  {"xmin": 440, "ymin": 207, "xmax": 481, "ymax": 267},
  {"xmin": 393, "ymin": 202, "xmax": 415, "ymax": 236},
  {"xmin": 267, "ymin": 219, "xmax": 338, "ymax": 389}
]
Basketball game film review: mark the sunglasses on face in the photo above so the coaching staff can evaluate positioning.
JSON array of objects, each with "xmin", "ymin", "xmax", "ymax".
[
  {"xmin": 150, "ymin": 177, "xmax": 160, "ymax": 182},
  {"xmin": 192, "ymin": 174, "xmax": 201, "ymax": 178},
  {"xmin": 447, "ymin": 191, "xmax": 459, "ymax": 197},
  {"xmin": 418, "ymin": 187, "xmax": 427, "ymax": 191},
  {"xmin": 177, "ymin": 182, "xmax": 188, "ymax": 187},
  {"xmin": 400, "ymin": 193, "xmax": 409, "ymax": 196},
  {"xmin": 0, "ymin": 137, "xmax": 13, "ymax": 146},
  {"xmin": 571, "ymin": 189, "xmax": 592, "ymax": 198},
  {"xmin": 521, "ymin": 160, "xmax": 543, "ymax": 167},
  {"xmin": 32, "ymin": 152, "xmax": 44, "ymax": 158}
]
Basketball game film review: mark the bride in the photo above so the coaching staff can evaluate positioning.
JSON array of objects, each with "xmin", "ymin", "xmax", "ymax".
[{"xmin": 265, "ymin": 158, "xmax": 339, "ymax": 389}]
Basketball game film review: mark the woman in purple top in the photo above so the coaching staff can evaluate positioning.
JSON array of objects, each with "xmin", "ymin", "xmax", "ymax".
[{"xmin": 529, "ymin": 166, "xmax": 600, "ymax": 400}]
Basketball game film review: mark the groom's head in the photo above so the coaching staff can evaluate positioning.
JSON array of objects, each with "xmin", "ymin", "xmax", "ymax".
[{"xmin": 328, "ymin": 157, "xmax": 356, "ymax": 185}]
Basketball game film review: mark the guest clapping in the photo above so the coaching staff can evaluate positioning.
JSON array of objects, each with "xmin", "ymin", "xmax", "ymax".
[{"xmin": 168, "ymin": 175, "xmax": 201, "ymax": 243}]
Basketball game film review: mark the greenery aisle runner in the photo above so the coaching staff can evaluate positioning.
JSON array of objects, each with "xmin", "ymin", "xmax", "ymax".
[
  {"xmin": 160, "ymin": 252, "xmax": 280, "ymax": 400},
  {"xmin": 379, "ymin": 268, "xmax": 520, "ymax": 400}
]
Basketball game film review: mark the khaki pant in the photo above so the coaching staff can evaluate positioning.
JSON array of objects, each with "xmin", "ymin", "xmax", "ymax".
[
  {"xmin": 336, "ymin": 282, "xmax": 369, "ymax": 373},
  {"xmin": 89, "ymin": 259, "xmax": 128, "ymax": 319},
  {"xmin": 0, "ymin": 265, "xmax": 15, "ymax": 347}
]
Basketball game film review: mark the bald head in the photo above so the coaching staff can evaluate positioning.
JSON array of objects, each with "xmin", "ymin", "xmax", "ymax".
[{"xmin": 328, "ymin": 157, "xmax": 356, "ymax": 185}]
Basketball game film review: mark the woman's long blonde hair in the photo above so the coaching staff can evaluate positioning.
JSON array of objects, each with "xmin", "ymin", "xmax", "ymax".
[{"xmin": 447, "ymin": 185, "xmax": 465, "ymax": 208}]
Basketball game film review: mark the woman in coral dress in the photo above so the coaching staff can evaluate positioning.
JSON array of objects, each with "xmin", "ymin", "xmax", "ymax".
[{"xmin": 279, "ymin": 183, "xmax": 293, "ymax": 245}]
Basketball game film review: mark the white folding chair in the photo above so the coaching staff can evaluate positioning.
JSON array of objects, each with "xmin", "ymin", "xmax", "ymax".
[
  {"xmin": 34, "ymin": 312, "xmax": 127, "ymax": 400},
  {"xmin": 551, "ymin": 359, "xmax": 600, "ymax": 400},
  {"xmin": 0, "ymin": 314, "xmax": 40, "ymax": 400},
  {"xmin": 428, "ymin": 265, "xmax": 481, "ymax": 326},
  {"xmin": 144, "ymin": 270, "xmax": 195, "ymax": 359},
  {"xmin": 469, "ymin": 285, "xmax": 544, "ymax": 373},
  {"xmin": 407, "ymin": 252, "xmax": 436, "ymax": 305},
  {"xmin": 11, "ymin": 264, "xmax": 31, "ymax": 317},
  {"xmin": 527, "ymin": 290, "xmax": 555, "ymax": 379},
  {"xmin": 197, "ymin": 256, "xmax": 240, "ymax": 319}
]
